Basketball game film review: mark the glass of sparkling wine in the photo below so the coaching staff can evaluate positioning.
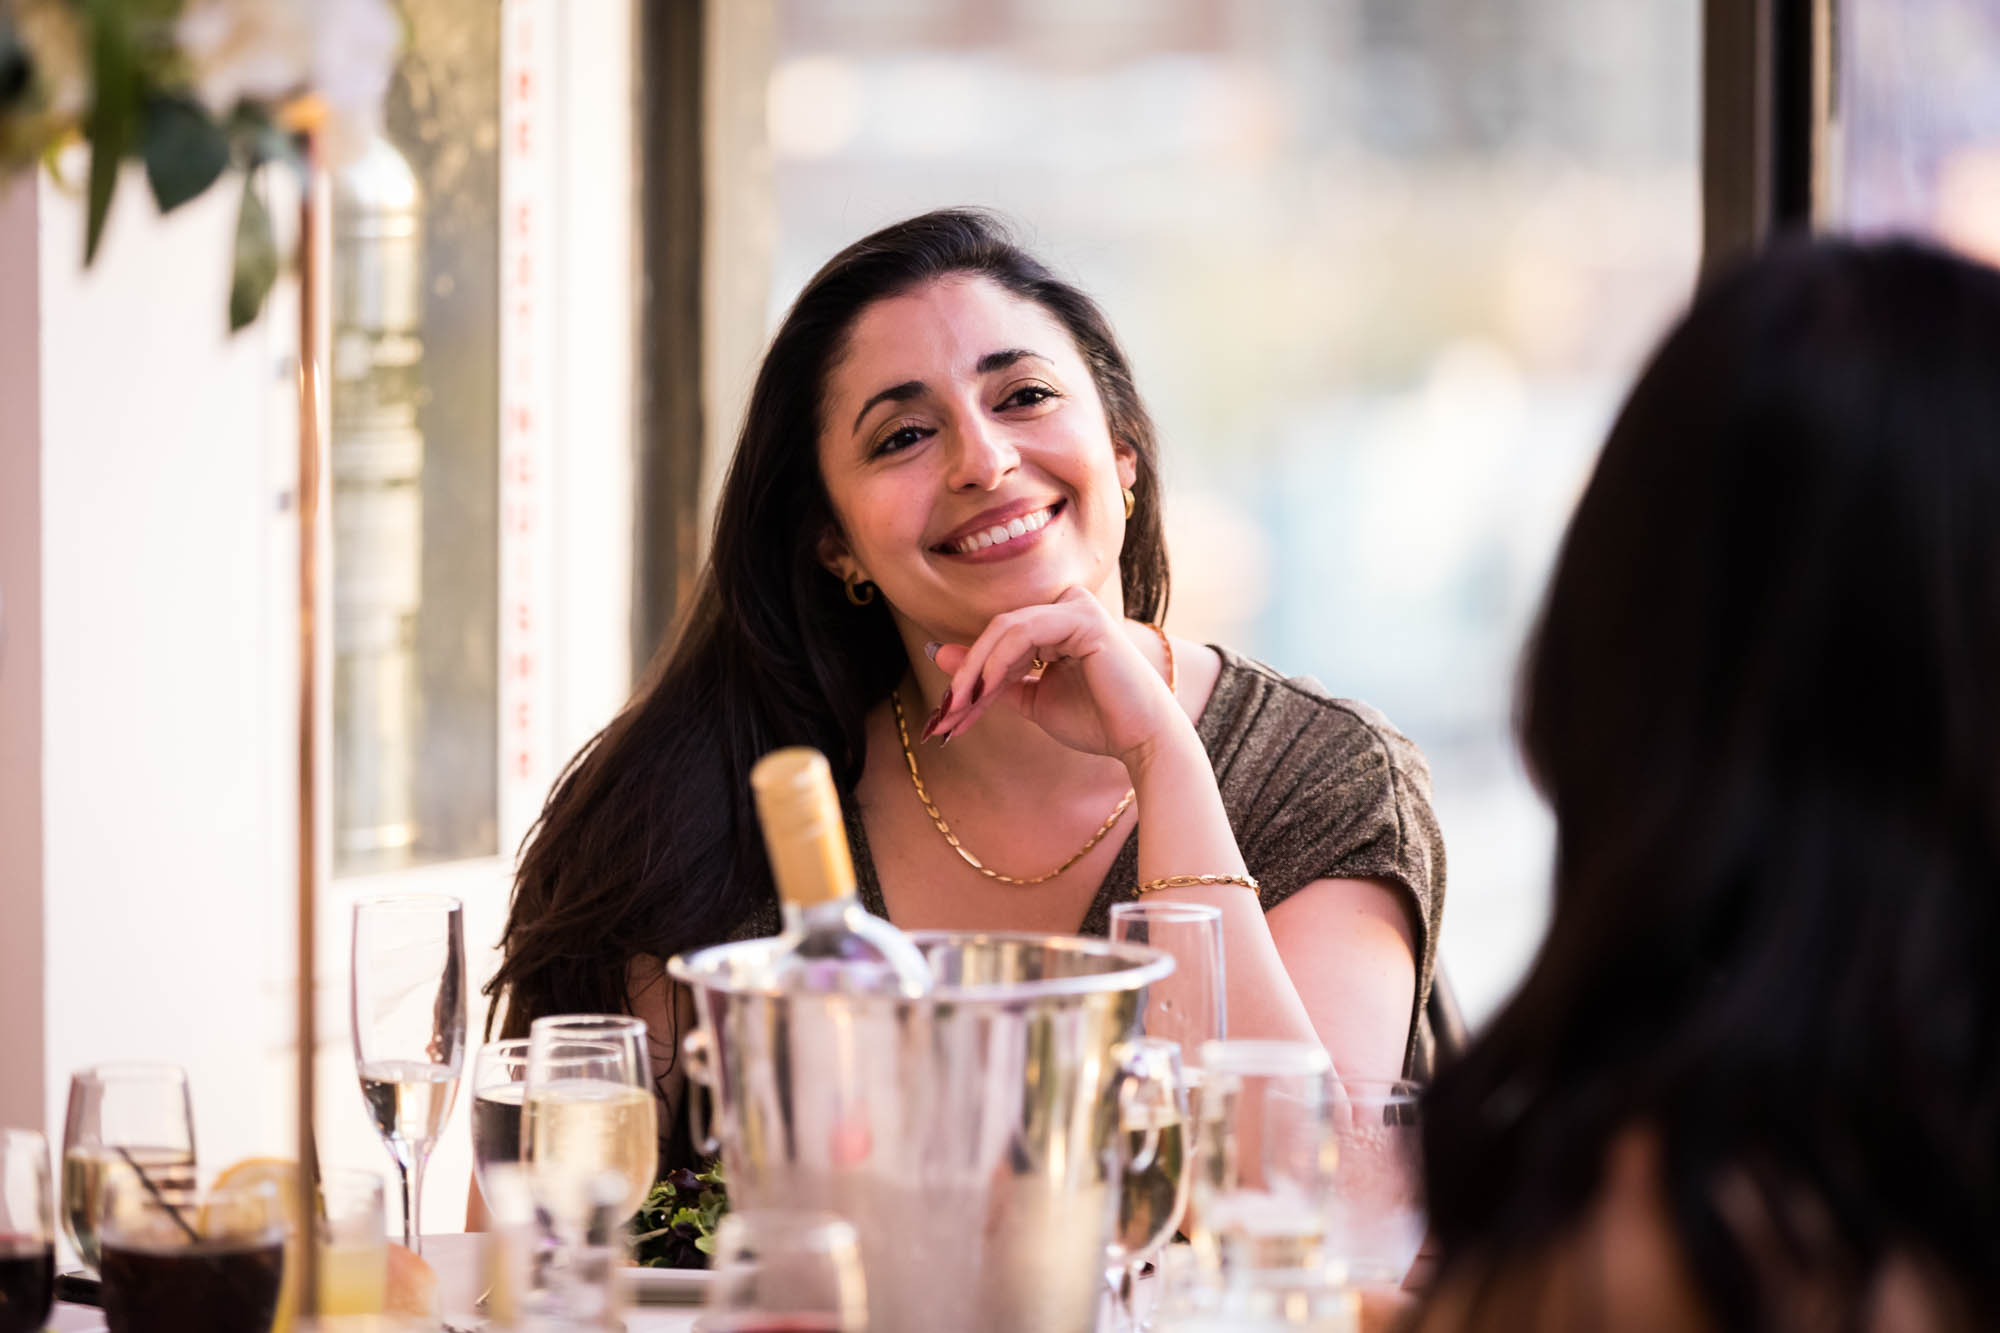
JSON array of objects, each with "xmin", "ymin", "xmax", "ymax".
[
  {"xmin": 470, "ymin": 1038, "xmax": 531, "ymax": 1209},
  {"xmin": 350, "ymin": 893, "xmax": 467, "ymax": 1254},
  {"xmin": 0, "ymin": 1129, "xmax": 56, "ymax": 1333},
  {"xmin": 60, "ymin": 1064, "xmax": 198, "ymax": 1274},
  {"xmin": 524, "ymin": 1015, "xmax": 657, "ymax": 1319},
  {"xmin": 1105, "ymin": 1037, "xmax": 1192, "ymax": 1333}
]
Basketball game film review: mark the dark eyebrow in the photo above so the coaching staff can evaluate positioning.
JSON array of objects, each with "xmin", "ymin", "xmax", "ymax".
[
  {"xmin": 851, "ymin": 380, "xmax": 926, "ymax": 434},
  {"xmin": 975, "ymin": 347, "xmax": 1045, "ymax": 374},
  {"xmin": 848, "ymin": 350, "xmax": 1051, "ymax": 435}
]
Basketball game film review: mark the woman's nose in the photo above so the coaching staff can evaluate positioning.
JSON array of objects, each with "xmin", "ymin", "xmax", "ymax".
[{"xmin": 945, "ymin": 414, "xmax": 1020, "ymax": 491}]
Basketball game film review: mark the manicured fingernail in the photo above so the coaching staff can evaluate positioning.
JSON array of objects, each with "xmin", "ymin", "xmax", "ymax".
[
  {"xmin": 968, "ymin": 676, "xmax": 985, "ymax": 705},
  {"xmin": 919, "ymin": 688, "xmax": 952, "ymax": 741},
  {"xmin": 939, "ymin": 729, "xmax": 953, "ymax": 747},
  {"xmin": 923, "ymin": 640, "xmax": 941, "ymax": 661}
]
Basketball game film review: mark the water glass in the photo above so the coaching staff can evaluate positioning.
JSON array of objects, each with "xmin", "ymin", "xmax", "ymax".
[
  {"xmin": 61, "ymin": 1064, "xmax": 197, "ymax": 1273},
  {"xmin": 471, "ymin": 1038, "xmax": 530, "ymax": 1208},
  {"xmin": 1191, "ymin": 1041, "xmax": 1339, "ymax": 1287},
  {"xmin": 350, "ymin": 893, "xmax": 467, "ymax": 1254},
  {"xmin": 0, "ymin": 1129, "xmax": 55, "ymax": 1333},
  {"xmin": 99, "ymin": 1177, "xmax": 285, "ymax": 1333},
  {"xmin": 1324, "ymin": 1080, "xmax": 1425, "ymax": 1291},
  {"xmin": 697, "ymin": 1210, "xmax": 868, "ymax": 1333}
]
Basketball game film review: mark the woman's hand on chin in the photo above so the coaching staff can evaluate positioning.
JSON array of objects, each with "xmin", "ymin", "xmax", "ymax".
[{"xmin": 926, "ymin": 587, "xmax": 1185, "ymax": 767}]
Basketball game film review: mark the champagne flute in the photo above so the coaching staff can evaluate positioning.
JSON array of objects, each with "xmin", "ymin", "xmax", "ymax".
[
  {"xmin": 0, "ymin": 1129, "xmax": 55, "ymax": 1333},
  {"xmin": 524, "ymin": 1015, "xmax": 656, "ymax": 1322},
  {"xmin": 470, "ymin": 1038, "xmax": 531, "ymax": 1209},
  {"xmin": 60, "ymin": 1064, "xmax": 197, "ymax": 1274},
  {"xmin": 1105, "ymin": 1037, "xmax": 1191, "ymax": 1333},
  {"xmin": 350, "ymin": 894, "xmax": 466, "ymax": 1254},
  {"xmin": 1109, "ymin": 901, "xmax": 1226, "ymax": 1107}
]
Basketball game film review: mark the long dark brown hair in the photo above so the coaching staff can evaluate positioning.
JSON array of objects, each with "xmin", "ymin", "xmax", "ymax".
[
  {"xmin": 486, "ymin": 209, "xmax": 1168, "ymax": 1042},
  {"xmin": 1422, "ymin": 238, "xmax": 2000, "ymax": 1328}
]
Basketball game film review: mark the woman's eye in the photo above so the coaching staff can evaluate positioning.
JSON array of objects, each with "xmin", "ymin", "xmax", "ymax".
[
  {"xmin": 999, "ymin": 385, "xmax": 1058, "ymax": 411},
  {"xmin": 873, "ymin": 424, "xmax": 930, "ymax": 456}
]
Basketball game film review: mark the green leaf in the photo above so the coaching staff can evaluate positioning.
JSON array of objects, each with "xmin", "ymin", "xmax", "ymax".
[
  {"xmin": 694, "ymin": 1234, "xmax": 716, "ymax": 1256},
  {"xmin": 228, "ymin": 170, "xmax": 277, "ymax": 331},
  {"xmin": 82, "ymin": 0, "xmax": 141, "ymax": 264},
  {"xmin": 141, "ymin": 95, "xmax": 228, "ymax": 213}
]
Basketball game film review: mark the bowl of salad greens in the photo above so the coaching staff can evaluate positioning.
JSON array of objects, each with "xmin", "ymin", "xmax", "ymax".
[{"xmin": 630, "ymin": 1162, "xmax": 728, "ymax": 1269}]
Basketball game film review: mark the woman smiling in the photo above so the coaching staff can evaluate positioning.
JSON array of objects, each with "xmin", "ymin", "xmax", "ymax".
[{"xmin": 486, "ymin": 209, "xmax": 1445, "ymax": 1169}]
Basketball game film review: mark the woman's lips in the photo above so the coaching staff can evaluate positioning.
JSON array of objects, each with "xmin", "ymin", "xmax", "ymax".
[{"xmin": 936, "ymin": 501, "xmax": 1063, "ymax": 560}]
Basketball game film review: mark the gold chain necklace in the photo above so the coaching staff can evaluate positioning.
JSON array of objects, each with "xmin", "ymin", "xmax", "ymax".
[{"xmin": 890, "ymin": 622, "xmax": 1176, "ymax": 886}]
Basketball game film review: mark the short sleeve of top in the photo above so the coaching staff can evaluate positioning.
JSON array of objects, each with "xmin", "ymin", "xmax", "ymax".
[{"xmin": 1183, "ymin": 647, "xmax": 1447, "ymax": 1075}]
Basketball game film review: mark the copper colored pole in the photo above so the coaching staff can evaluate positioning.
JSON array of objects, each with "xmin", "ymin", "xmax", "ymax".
[{"xmin": 295, "ymin": 148, "xmax": 323, "ymax": 1318}]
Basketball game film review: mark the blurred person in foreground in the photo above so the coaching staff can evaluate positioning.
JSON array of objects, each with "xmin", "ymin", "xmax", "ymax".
[
  {"xmin": 1413, "ymin": 238, "xmax": 2000, "ymax": 1331},
  {"xmin": 485, "ymin": 209, "xmax": 1445, "ymax": 1179}
]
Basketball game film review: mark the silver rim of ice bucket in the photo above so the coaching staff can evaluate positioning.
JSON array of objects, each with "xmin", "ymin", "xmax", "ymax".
[{"xmin": 666, "ymin": 928, "xmax": 1175, "ymax": 1001}]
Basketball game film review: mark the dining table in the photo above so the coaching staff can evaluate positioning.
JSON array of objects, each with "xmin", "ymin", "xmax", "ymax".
[
  {"xmin": 48, "ymin": 1237, "xmax": 1413, "ymax": 1331},
  {"xmin": 45, "ymin": 1233, "xmax": 702, "ymax": 1333}
]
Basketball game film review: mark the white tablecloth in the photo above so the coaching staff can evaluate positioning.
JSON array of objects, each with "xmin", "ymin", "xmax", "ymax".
[{"xmin": 49, "ymin": 1234, "xmax": 701, "ymax": 1332}]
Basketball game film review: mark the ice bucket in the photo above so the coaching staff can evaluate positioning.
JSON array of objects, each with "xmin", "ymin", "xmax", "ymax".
[{"xmin": 668, "ymin": 931, "xmax": 1174, "ymax": 1333}]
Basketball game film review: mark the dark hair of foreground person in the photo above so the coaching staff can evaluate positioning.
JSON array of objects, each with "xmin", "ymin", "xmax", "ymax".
[
  {"xmin": 1420, "ymin": 239, "xmax": 2000, "ymax": 1331},
  {"xmin": 484, "ymin": 210, "xmax": 1167, "ymax": 1032}
]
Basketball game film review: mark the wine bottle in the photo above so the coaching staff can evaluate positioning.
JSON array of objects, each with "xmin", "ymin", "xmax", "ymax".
[{"xmin": 751, "ymin": 747, "xmax": 934, "ymax": 997}]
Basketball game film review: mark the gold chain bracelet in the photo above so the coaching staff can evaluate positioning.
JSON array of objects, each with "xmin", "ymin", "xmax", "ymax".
[{"xmin": 1136, "ymin": 873, "xmax": 1261, "ymax": 896}]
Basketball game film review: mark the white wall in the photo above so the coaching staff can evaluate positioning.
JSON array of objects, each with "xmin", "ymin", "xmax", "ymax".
[{"xmin": 29, "ymin": 162, "xmax": 302, "ymax": 1177}]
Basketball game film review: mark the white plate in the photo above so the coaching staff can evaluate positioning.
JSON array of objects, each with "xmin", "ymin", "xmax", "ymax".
[{"xmin": 626, "ymin": 1264, "xmax": 714, "ymax": 1306}]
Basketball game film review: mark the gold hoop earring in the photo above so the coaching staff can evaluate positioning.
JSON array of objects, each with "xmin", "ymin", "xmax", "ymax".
[
  {"xmin": 1122, "ymin": 486, "xmax": 1136, "ymax": 520},
  {"xmin": 844, "ymin": 570, "xmax": 877, "ymax": 606}
]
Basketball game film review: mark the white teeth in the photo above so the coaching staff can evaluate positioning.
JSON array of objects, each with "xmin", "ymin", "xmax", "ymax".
[{"xmin": 952, "ymin": 504, "xmax": 1055, "ymax": 554}]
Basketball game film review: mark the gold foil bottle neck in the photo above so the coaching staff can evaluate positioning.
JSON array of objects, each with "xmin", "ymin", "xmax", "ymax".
[{"xmin": 750, "ymin": 747, "xmax": 856, "ymax": 907}]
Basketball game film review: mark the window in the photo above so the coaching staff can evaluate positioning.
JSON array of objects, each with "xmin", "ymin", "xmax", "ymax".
[
  {"xmin": 330, "ymin": 0, "xmax": 501, "ymax": 877},
  {"xmin": 751, "ymin": 0, "xmax": 1700, "ymax": 1021},
  {"xmin": 1834, "ymin": 0, "xmax": 2000, "ymax": 258}
]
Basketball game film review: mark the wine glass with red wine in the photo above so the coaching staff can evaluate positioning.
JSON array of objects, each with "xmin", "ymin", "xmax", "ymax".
[
  {"xmin": 0, "ymin": 1129, "xmax": 55, "ymax": 1333},
  {"xmin": 696, "ymin": 1210, "xmax": 868, "ymax": 1333}
]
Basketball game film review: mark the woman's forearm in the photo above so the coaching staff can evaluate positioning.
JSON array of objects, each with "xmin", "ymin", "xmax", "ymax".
[{"xmin": 1125, "ymin": 720, "xmax": 1322, "ymax": 1051}]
